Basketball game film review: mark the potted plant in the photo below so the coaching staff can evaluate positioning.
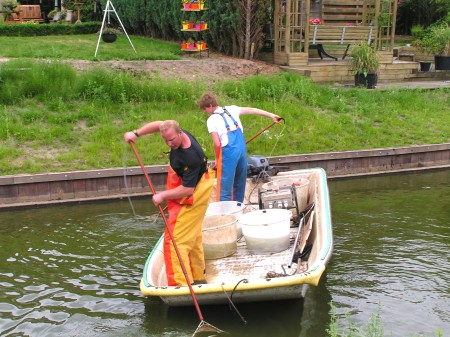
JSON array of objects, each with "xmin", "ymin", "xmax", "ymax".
[
  {"xmin": 1, "ymin": 0, "xmax": 19, "ymax": 21},
  {"xmin": 48, "ymin": 8, "xmax": 66, "ymax": 23},
  {"xmin": 181, "ymin": 20, "xmax": 190, "ymax": 30},
  {"xmin": 196, "ymin": 40, "xmax": 206, "ymax": 50},
  {"xmin": 348, "ymin": 42, "xmax": 380, "ymax": 89},
  {"xmin": 412, "ymin": 24, "xmax": 433, "ymax": 71},
  {"xmin": 186, "ymin": 37, "xmax": 195, "ymax": 50},
  {"xmin": 190, "ymin": 0, "xmax": 199, "ymax": 10},
  {"xmin": 420, "ymin": 18, "xmax": 450, "ymax": 70},
  {"xmin": 182, "ymin": 0, "xmax": 190, "ymax": 10},
  {"xmin": 101, "ymin": 27, "xmax": 121, "ymax": 43}
]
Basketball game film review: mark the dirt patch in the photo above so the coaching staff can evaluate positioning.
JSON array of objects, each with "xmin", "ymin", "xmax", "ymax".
[{"xmin": 66, "ymin": 53, "xmax": 282, "ymax": 82}]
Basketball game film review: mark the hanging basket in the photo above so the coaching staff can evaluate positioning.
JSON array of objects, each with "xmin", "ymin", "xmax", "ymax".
[{"xmin": 102, "ymin": 32, "xmax": 117, "ymax": 43}]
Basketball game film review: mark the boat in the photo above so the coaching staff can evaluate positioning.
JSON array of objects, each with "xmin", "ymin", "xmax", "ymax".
[{"xmin": 139, "ymin": 167, "xmax": 333, "ymax": 306}]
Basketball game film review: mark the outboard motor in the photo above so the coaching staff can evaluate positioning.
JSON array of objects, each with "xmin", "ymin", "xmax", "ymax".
[{"xmin": 247, "ymin": 155, "xmax": 289, "ymax": 181}]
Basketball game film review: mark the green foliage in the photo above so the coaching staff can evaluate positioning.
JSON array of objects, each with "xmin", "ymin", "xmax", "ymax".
[
  {"xmin": 0, "ymin": 0, "xmax": 19, "ymax": 18},
  {"xmin": 396, "ymin": 0, "xmax": 450, "ymax": 35},
  {"xmin": 105, "ymin": 0, "xmax": 244, "ymax": 56},
  {"xmin": 349, "ymin": 42, "xmax": 380, "ymax": 76},
  {"xmin": 0, "ymin": 59, "xmax": 77, "ymax": 104},
  {"xmin": 327, "ymin": 302, "xmax": 384, "ymax": 337},
  {"xmin": 1, "ymin": 0, "xmax": 264, "ymax": 57},
  {"xmin": 326, "ymin": 302, "xmax": 445, "ymax": 337},
  {"xmin": 413, "ymin": 19, "xmax": 450, "ymax": 55},
  {"xmin": 0, "ymin": 60, "xmax": 449, "ymax": 175},
  {"xmin": 410, "ymin": 24, "xmax": 425, "ymax": 39},
  {"xmin": 0, "ymin": 22, "xmax": 101, "ymax": 36}
]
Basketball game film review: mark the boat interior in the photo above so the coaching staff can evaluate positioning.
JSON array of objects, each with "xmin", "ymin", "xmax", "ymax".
[{"xmin": 148, "ymin": 169, "xmax": 326, "ymax": 287}]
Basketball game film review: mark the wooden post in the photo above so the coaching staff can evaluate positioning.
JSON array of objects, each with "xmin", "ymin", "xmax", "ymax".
[
  {"xmin": 285, "ymin": 0, "xmax": 291, "ymax": 54},
  {"xmin": 305, "ymin": 0, "xmax": 311, "ymax": 57}
]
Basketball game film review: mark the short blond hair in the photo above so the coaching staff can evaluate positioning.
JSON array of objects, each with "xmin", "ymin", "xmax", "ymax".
[{"xmin": 160, "ymin": 120, "xmax": 181, "ymax": 133}]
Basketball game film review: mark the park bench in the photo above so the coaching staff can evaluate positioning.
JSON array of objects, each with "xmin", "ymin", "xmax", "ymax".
[
  {"xmin": 13, "ymin": 5, "xmax": 44, "ymax": 23},
  {"xmin": 308, "ymin": 25, "xmax": 374, "ymax": 61}
]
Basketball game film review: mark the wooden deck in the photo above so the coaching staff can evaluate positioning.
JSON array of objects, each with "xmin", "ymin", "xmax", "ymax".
[
  {"xmin": 280, "ymin": 58, "xmax": 420, "ymax": 84},
  {"xmin": 260, "ymin": 45, "xmax": 450, "ymax": 84}
]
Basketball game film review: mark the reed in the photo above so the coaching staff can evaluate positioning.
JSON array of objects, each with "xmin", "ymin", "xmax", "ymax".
[{"xmin": 326, "ymin": 302, "xmax": 443, "ymax": 337}]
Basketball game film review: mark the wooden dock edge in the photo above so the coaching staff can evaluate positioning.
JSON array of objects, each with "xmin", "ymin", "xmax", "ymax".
[{"xmin": 1, "ymin": 143, "xmax": 449, "ymax": 209}]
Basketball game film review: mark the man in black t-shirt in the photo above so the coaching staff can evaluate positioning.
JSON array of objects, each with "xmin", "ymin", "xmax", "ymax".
[{"xmin": 124, "ymin": 120, "xmax": 214, "ymax": 286}]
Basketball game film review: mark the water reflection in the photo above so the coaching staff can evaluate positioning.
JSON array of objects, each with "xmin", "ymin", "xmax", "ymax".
[
  {"xmin": 328, "ymin": 169, "xmax": 450, "ymax": 336},
  {"xmin": 0, "ymin": 170, "xmax": 449, "ymax": 336}
]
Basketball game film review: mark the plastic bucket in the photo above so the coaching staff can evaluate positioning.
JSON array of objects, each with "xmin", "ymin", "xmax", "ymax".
[
  {"xmin": 292, "ymin": 178, "xmax": 310, "ymax": 213},
  {"xmin": 261, "ymin": 178, "xmax": 296, "ymax": 192},
  {"xmin": 239, "ymin": 209, "xmax": 292, "ymax": 254},
  {"xmin": 202, "ymin": 214, "xmax": 237, "ymax": 259},
  {"xmin": 206, "ymin": 201, "xmax": 247, "ymax": 237}
]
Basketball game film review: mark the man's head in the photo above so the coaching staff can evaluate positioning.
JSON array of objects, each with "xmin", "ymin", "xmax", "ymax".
[
  {"xmin": 160, "ymin": 120, "xmax": 183, "ymax": 150},
  {"xmin": 198, "ymin": 92, "xmax": 219, "ymax": 114}
]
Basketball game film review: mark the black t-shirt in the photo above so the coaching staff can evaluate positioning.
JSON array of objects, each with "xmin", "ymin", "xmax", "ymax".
[{"xmin": 169, "ymin": 130, "xmax": 207, "ymax": 188}]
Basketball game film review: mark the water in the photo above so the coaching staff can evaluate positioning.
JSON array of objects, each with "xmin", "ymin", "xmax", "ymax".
[{"xmin": 0, "ymin": 170, "xmax": 448, "ymax": 337}]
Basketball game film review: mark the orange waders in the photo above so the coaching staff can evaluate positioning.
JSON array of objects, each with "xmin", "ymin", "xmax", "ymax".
[{"xmin": 164, "ymin": 167, "xmax": 215, "ymax": 286}]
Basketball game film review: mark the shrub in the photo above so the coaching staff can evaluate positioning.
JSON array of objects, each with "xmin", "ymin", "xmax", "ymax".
[{"xmin": 0, "ymin": 22, "xmax": 101, "ymax": 36}]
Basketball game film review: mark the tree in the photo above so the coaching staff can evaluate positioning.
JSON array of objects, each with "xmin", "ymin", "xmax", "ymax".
[
  {"xmin": 396, "ymin": 0, "xmax": 450, "ymax": 34},
  {"xmin": 237, "ymin": 0, "xmax": 271, "ymax": 59}
]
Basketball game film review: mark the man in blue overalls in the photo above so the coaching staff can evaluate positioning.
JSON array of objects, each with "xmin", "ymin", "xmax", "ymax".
[{"xmin": 198, "ymin": 92, "xmax": 281, "ymax": 202}]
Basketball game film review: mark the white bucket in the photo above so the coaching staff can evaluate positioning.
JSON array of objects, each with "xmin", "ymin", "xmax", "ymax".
[
  {"xmin": 261, "ymin": 178, "xmax": 296, "ymax": 192},
  {"xmin": 202, "ymin": 214, "xmax": 237, "ymax": 259},
  {"xmin": 239, "ymin": 209, "xmax": 292, "ymax": 254},
  {"xmin": 206, "ymin": 201, "xmax": 247, "ymax": 237}
]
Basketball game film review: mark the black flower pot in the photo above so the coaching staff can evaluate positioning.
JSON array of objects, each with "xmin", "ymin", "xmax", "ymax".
[
  {"xmin": 354, "ymin": 73, "xmax": 378, "ymax": 89},
  {"xmin": 354, "ymin": 73, "xmax": 367, "ymax": 87},
  {"xmin": 434, "ymin": 55, "xmax": 450, "ymax": 71},
  {"xmin": 419, "ymin": 61, "xmax": 432, "ymax": 72},
  {"xmin": 366, "ymin": 73, "xmax": 378, "ymax": 89},
  {"xmin": 102, "ymin": 32, "xmax": 117, "ymax": 43}
]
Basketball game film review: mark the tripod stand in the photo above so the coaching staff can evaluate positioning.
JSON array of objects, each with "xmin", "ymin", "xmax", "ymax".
[{"xmin": 94, "ymin": 0, "xmax": 137, "ymax": 57}]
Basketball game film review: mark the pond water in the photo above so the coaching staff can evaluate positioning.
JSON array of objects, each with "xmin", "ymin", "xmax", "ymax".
[{"xmin": 0, "ymin": 169, "xmax": 448, "ymax": 337}]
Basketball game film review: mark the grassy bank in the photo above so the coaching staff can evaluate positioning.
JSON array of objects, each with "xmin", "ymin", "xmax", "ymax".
[
  {"xmin": 0, "ymin": 34, "xmax": 181, "ymax": 61},
  {"xmin": 0, "ymin": 58, "xmax": 449, "ymax": 176}
]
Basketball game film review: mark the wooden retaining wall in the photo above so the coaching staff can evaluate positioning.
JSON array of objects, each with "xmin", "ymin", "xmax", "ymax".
[{"xmin": 0, "ymin": 143, "xmax": 448, "ymax": 209}]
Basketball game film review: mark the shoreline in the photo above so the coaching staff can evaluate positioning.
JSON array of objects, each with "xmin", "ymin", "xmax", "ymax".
[{"xmin": 1, "ymin": 143, "xmax": 449, "ymax": 209}]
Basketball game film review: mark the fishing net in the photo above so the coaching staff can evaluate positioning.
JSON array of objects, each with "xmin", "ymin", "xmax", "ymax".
[{"xmin": 193, "ymin": 320, "xmax": 227, "ymax": 337}]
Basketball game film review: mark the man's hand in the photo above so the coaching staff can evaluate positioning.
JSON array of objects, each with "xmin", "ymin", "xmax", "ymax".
[
  {"xmin": 124, "ymin": 131, "xmax": 137, "ymax": 143},
  {"xmin": 152, "ymin": 193, "xmax": 165, "ymax": 206}
]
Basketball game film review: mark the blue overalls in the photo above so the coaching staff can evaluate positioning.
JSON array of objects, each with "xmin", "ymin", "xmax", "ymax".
[{"xmin": 215, "ymin": 108, "xmax": 247, "ymax": 202}]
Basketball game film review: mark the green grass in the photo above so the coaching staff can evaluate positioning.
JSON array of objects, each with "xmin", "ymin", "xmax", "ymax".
[
  {"xmin": 0, "ymin": 34, "xmax": 181, "ymax": 61},
  {"xmin": 0, "ymin": 53, "xmax": 449, "ymax": 175}
]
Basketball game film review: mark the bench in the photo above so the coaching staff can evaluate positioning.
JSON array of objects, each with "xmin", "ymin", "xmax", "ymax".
[
  {"xmin": 308, "ymin": 25, "xmax": 374, "ymax": 61},
  {"xmin": 14, "ymin": 5, "xmax": 44, "ymax": 23}
]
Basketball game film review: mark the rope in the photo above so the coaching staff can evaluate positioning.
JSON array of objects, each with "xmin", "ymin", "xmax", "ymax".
[
  {"xmin": 267, "ymin": 120, "xmax": 286, "ymax": 158},
  {"xmin": 221, "ymin": 282, "xmax": 247, "ymax": 325},
  {"xmin": 122, "ymin": 143, "xmax": 137, "ymax": 217}
]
